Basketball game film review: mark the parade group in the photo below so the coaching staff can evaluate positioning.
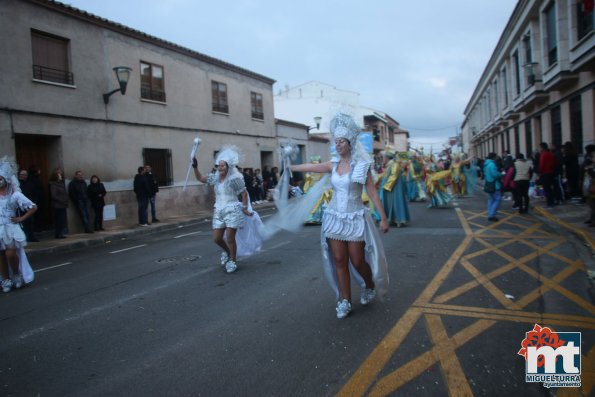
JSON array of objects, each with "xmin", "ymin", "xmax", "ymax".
[{"xmin": 2, "ymin": 113, "xmax": 594, "ymax": 320}]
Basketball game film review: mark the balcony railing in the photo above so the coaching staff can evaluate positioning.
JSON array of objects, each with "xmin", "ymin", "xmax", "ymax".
[
  {"xmin": 33, "ymin": 64, "xmax": 74, "ymax": 85},
  {"xmin": 141, "ymin": 86, "xmax": 166, "ymax": 102},
  {"xmin": 212, "ymin": 103, "xmax": 229, "ymax": 113}
]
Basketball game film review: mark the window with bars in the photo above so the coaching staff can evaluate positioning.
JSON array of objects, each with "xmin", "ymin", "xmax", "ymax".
[
  {"xmin": 251, "ymin": 92, "xmax": 264, "ymax": 120},
  {"xmin": 140, "ymin": 61, "xmax": 166, "ymax": 102},
  {"xmin": 212, "ymin": 81, "xmax": 229, "ymax": 113},
  {"xmin": 31, "ymin": 30, "xmax": 73, "ymax": 85}
]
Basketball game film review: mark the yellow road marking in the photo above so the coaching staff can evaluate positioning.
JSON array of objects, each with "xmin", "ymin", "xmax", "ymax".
[{"xmin": 337, "ymin": 206, "xmax": 593, "ymax": 396}]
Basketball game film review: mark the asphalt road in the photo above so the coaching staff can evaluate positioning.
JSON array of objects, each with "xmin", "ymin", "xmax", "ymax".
[{"xmin": 1, "ymin": 193, "xmax": 593, "ymax": 396}]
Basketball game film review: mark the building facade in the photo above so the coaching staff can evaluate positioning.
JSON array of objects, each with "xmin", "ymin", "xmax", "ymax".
[
  {"xmin": 0, "ymin": 0, "xmax": 278, "ymax": 231},
  {"xmin": 462, "ymin": 0, "xmax": 594, "ymax": 159}
]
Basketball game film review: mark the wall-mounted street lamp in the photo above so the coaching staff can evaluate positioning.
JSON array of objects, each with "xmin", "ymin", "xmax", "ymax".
[
  {"xmin": 308, "ymin": 116, "xmax": 322, "ymax": 131},
  {"xmin": 103, "ymin": 66, "xmax": 132, "ymax": 104}
]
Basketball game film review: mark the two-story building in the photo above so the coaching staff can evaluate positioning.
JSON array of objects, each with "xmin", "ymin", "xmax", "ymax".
[{"xmin": 0, "ymin": 0, "xmax": 281, "ymax": 231}]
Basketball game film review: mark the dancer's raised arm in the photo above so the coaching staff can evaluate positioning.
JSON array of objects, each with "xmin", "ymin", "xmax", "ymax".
[
  {"xmin": 192, "ymin": 157, "xmax": 207, "ymax": 183},
  {"xmin": 291, "ymin": 161, "xmax": 333, "ymax": 174}
]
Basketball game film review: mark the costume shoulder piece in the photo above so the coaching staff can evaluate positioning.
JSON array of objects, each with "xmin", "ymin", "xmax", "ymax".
[
  {"xmin": 228, "ymin": 173, "xmax": 246, "ymax": 195},
  {"xmin": 351, "ymin": 159, "xmax": 373, "ymax": 185},
  {"xmin": 207, "ymin": 172, "xmax": 218, "ymax": 186}
]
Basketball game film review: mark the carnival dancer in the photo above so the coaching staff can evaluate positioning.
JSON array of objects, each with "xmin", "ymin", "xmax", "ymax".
[
  {"xmin": 192, "ymin": 147, "xmax": 253, "ymax": 273},
  {"xmin": 378, "ymin": 151, "xmax": 410, "ymax": 227},
  {"xmin": 450, "ymin": 154, "xmax": 474, "ymax": 198},
  {"xmin": 288, "ymin": 113, "xmax": 390, "ymax": 319},
  {"xmin": 463, "ymin": 157, "xmax": 480, "ymax": 194},
  {"xmin": 0, "ymin": 157, "xmax": 37, "ymax": 292},
  {"xmin": 424, "ymin": 156, "xmax": 452, "ymax": 208},
  {"xmin": 406, "ymin": 154, "xmax": 427, "ymax": 202}
]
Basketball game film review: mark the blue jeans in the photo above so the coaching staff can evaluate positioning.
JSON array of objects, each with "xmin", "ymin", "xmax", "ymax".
[
  {"xmin": 149, "ymin": 196, "xmax": 157, "ymax": 220},
  {"xmin": 487, "ymin": 190, "xmax": 501, "ymax": 218},
  {"xmin": 137, "ymin": 197, "xmax": 149, "ymax": 224},
  {"xmin": 75, "ymin": 199, "xmax": 91, "ymax": 231}
]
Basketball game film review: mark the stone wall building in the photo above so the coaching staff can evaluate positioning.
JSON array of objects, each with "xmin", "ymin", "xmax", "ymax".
[{"xmin": 0, "ymin": 0, "xmax": 280, "ymax": 231}]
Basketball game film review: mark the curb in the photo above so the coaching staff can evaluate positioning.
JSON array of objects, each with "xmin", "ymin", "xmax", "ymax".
[
  {"xmin": 533, "ymin": 206, "xmax": 595, "ymax": 254},
  {"xmin": 25, "ymin": 214, "xmax": 211, "ymax": 258}
]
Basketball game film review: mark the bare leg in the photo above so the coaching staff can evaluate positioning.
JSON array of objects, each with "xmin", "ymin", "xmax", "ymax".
[
  {"xmin": 329, "ymin": 239, "xmax": 351, "ymax": 301},
  {"xmin": 225, "ymin": 228, "xmax": 238, "ymax": 261},
  {"xmin": 0, "ymin": 251, "xmax": 9, "ymax": 279},
  {"xmin": 212, "ymin": 228, "xmax": 229, "ymax": 255},
  {"xmin": 347, "ymin": 241, "xmax": 374, "ymax": 289},
  {"xmin": 5, "ymin": 248, "xmax": 19, "ymax": 274}
]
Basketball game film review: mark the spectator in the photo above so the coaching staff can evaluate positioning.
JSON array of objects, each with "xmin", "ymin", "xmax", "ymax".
[
  {"xmin": 483, "ymin": 152, "xmax": 502, "ymax": 221},
  {"xmin": 550, "ymin": 142, "xmax": 565, "ymax": 204},
  {"xmin": 17, "ymin": 169, "xmax": 39, "ymax": 241},
  {"xmin": 513, "ymin": 153, "xmax": 533, "ymax": 214},
  {"xmin": 133, "ymin": 166, "xmax": 151, "ymax": 226},
  {"xmin": 144, "ymin": 165, "xmax": 160, "ymax": 223},
  {"xmin": 562, "ymin": 142, "xmax": 580, "ymax": 199},
  {"xmin": 68, "ymin": 170, "xmax": 92, "ymax": 233},
  {"xmin": 27, "ymin": 165, "xmax": 44, "ymax": 233},
  {"xmin": 49, "ymin": 168, "xmax": 68, "ymax": 239},
  {"xmin": 538, "ymin": 143, "xmax": 557, "ymax": 208},
  {"xmin": 87, "ymin": 175, "xmax": 106, "ymax": 231},
  {"xmin": 253, "ymin": 168, "xmax": 264, "ymax": 203}
]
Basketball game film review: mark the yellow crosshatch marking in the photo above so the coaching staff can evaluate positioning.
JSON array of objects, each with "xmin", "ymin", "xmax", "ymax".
[{"xmin": 337, "ymin": 208, "xmax": 594, "ymax": 397}]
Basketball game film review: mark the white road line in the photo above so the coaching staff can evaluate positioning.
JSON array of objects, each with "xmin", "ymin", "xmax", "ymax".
[
  {"xmin": 109, "ymin": 244, "xmax": 147, "ymax": 254},
  {"xmin": 17, "ymin": 267, "xmax": 213, "ymax": 341},
  {"xmin": 35, "ymin": 262, "xmax": 73, "ymax": 273},
  {"xmin": 173, "ymin": 231, "xmax": 202, "ymax": 239}
]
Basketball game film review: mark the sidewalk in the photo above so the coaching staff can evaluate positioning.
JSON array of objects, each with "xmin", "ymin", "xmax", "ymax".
[{"xmin": 531, "ymin": 197, "xmax": 595, "ymax": 253}]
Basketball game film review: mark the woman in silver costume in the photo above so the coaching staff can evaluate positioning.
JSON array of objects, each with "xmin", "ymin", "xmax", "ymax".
[
  {"xmin": 289, "ymin": 114, "xmax": 389, "ymax": 319},
  {"xmin": 193, "ymin": 147, "xmax": 252, "ymax": 273},
  {"xmin": 0, "ymin": 157, "xmax": 37, "ymax": 292}
]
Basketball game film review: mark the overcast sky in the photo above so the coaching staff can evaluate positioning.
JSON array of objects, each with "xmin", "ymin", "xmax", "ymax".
[{"xmin": 66, "ymin": 0, "xmax": 517, "ymax": 149}]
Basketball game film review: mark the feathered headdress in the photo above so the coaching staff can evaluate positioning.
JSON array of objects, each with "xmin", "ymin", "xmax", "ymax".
[
  {"xmin": 0, "ymin": 156, "xmax": 20, "ymax": 194},
  {"xmin": 215, "ymin": 145, "xmax": 241, "ymax": 168},
  {"xmin": 330, "ymin": 112, "xmax": 360, "ymax": 144}
]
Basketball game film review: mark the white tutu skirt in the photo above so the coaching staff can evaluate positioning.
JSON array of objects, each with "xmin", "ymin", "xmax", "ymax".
[
  {"xmin": 320, "ymin": 211, "xmax": 389, "ymax": 300},
  {"xmin": 0, "ymin": 223, "xmax": 35, "ymax": 284}
]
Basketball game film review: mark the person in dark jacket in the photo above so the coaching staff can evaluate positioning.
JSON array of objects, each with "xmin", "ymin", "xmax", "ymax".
[
  {"xmin": 144, "ymin": 165, "xmax": 160, "ymax": 223},
  {"xmin": 18, "ymin": 169, "xmax": 39, "ymax": 241},
  {"xmin": 562, "ymin": 141, "xmax": 580, "ymax": 199},
  {"xmin": 49, "ymin": 168, "xmax": 69, "ymax": 239},
  {"xmin": 538, "ymin": 143, "xmax": 557, "ymax": 207},
  {"xmin": 68, "ymin": 170, "xmax": 92, "ymax": 233},
  {"xmin": 87, "ymin": 175, "xmax": 106, "ymax": 231},
  {"xmin": 133, "ymin": 167, "xmax": 151, "ymax": 226}
]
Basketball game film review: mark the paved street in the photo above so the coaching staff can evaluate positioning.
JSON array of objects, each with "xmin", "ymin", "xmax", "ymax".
[{"xmin": 1, "ymin": 192, "xmax": 594, "ymax": 396}]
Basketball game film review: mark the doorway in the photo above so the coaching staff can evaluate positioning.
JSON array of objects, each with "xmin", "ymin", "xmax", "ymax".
[{"xmin": 15, "ymin": 134, "xmax": 61, "ymax": 231}]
